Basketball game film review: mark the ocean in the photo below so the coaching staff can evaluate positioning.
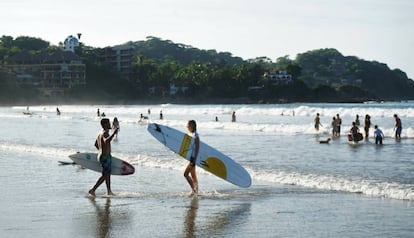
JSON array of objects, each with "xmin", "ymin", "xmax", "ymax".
[{"xmin": 1, "ymin": 102, "xmax": 413, "ymax": 237}]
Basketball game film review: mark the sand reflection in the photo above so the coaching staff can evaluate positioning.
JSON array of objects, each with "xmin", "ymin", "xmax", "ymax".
[
  {"xmin": 89, "ymin": 197, "xmax": 111, "ymax": 238},
  {"xmin": 183, "ymin": 196, "xmax": 199, "ymax": 237}
]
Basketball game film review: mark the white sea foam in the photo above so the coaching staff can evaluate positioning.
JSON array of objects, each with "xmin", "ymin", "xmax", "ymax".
[
  {"xmin": 3, "ymin": 103, "xmax": 414, "ymax": 203},
  {"xmin": 251, "ymin": 169, "xmax": 414, "ymax": 201},
  {"xmin": 8, "ymin": 104, "xmax": 414, "ymax": 138},
  {"xmin": 2, "ymin": 140, "xmax": 413, "ymax": 201},
  {"xmin": 0, "ymin": 142, "xmax": 75, "ymax": 158},
  {"xmin": 91, "ymin": 150, "xmax": 414, "ymax": 201}
]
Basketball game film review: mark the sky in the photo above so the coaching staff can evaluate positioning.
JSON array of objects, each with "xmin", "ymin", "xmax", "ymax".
[{"xmin": 2, "ymin": 0, "xmax": 414, "ymax": 79}]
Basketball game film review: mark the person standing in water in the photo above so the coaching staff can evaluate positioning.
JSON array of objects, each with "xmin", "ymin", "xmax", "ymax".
[
  {"xmin": 314, "ymin": 113, "xmax": 322, "ymax": 131},
  {"xmin": 112, "ymin": 117, "xmax": 120, "ymax": 138},
  {"xmin": 364, "ymin": 114, "xmax": 371, "ymax": 139},
  {"xmin": 374, "ymin": 125, "xmax": 384, "ymax": 145},
  {"xmin": 354, "ymin": 114, "xmax": 360, "ymax": 126},
  {"xmin": 335, "ymin": 114, "xmax": 342, "ymax": 136},
  {"xmin": 89, "ymin": 118, "xmax": 119, "ymax": 197},
  {"xmin": 350, "ymin": 122, "xmax": 360, "ymax": 142},
  {"xmin": 184, "ymin": 120, "xmax": 200, "ymax": 195},
  {"xmin": 394, "ymin": 114, "xmax": 402, "ymax": 140},
  {"xmin": 331, "ymin": 117, "xmax": 337, "ymax": 136},
  {"xmin": 231, "ymin": 111, "xmax": 236, "ymax": 122}
]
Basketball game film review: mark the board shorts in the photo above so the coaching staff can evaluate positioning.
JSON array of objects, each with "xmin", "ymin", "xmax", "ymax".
[
  {"xmin": 375, "ymin": 136, "xmax": 383, "ymax": 144},
  {"xmin": 396, "ymin": 127, "xmax": 402, "ymax": 135},
  {"xmin": 353, "ymin": 133, "xmax": 359, "ymax": 142},
  {"xmin": 99, "ymin": 154, "xmax": 112, "ymax": 176}
]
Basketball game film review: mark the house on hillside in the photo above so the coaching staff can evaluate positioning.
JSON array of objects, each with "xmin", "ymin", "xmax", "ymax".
[
  {"xmin": 5, "ymin": 48, "xmax": 86, "ymax": 96},
  {"xmin": 99, "ymin": 45, "xmax": 137, "ymax": 81},
  {"xmin": 264, "ymin": 70, "xmax": 293, "ymax": 85},
  {"xmin": 169, "ymin": 83, "xmax": 189, "ymax": 96},
  {"xmin": 148, "ymin": 83, "xmax": 189, "ymax": 96}
]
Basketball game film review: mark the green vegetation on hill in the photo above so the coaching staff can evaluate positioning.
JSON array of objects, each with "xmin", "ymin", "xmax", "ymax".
[
  {"xmin": 127, "ymin": 36, "xmax": 245, "ymax": 66},
  {"xmin": 292, "ymin": 48, "xmax": 414, "ymax": 99},
  {"xmin": 1, "ymin": 35, "xmax": 413, "ymax": 104}
]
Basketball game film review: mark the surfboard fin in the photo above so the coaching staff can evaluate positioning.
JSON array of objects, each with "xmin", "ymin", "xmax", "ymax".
[
  {"xmin": 155, "ymin": 124, "xmax": 161, "ymax": 132},
  {"xmin": 200, "ymin": 160, "xmax": 209, "ymax": 168}
]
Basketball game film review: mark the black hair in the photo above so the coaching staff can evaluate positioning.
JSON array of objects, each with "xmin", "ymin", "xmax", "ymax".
[
  {"xmin": 100, "ymin": 118, "xmax": 110, "ymax": 127},
  {"xmin": 188, "ymin": 120, "xmax": 197, "ymax": 131}
]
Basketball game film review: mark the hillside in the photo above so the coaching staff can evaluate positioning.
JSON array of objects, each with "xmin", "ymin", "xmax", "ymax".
[
  {"xmin": 126, "ymin": 36, "xmax": 245, "ymax": 66},
  {"xmin": 1, "ymin": 35, "xmax": 413, "ymax": 104},
  {"xmin": 293, "ymin": 49, "xmax": 414, "ymax": 99}
]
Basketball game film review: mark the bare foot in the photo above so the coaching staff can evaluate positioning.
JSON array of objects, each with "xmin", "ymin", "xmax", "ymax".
[
  {"xmin": 107, "ymin": 191, "xmax": 115, "ymax": 196},
  {"xmin": 88, "ymin": 190, "xmax": 95, "ymax": 197},
  {"xmin": 188, "ymin": 190, "xmax": 198, "ymax": 197}
]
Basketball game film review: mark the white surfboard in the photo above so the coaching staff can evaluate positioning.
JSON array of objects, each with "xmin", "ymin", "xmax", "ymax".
[
  {"xmin": 147, "ymin": 123, "xmax": 251, "ymax": 188},
  {"xmin": 68, "ymin": 152, "xmax": 135, "ymax": 175}
]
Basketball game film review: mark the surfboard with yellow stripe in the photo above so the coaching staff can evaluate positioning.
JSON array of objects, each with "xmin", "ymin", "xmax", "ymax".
[{"xmin": 147, "ymin": 123, "xmax": 251, "ymax": 188}]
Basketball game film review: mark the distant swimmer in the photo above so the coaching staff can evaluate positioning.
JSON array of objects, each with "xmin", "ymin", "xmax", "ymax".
[
  {"xmin": 56, "ymin": 107, "xmax": 61, "ymax": 115},
  {"xmin": 231, "ymin": 111, "xmax": 236, "ymax": 122},
  {"xmin": 314, "ymin": 113, "xmax": 322, "ymax": 131},
  {"xmin": 364, "ymin": 114, "xmax": 371, "ymax": 139},
  {"xmin": 319, "ymin": 138, "xmax": 331, "ymax": 144},
  {"xmin": 335, "ymin": 114, "xmax": 342, "ymax": 136},
  {"xmin": 354, "ymin": 114, "xmax": 360, "ymax": 126},
  {"xmin": 331, "ymin": 117, "xmax": 337, "ymax": 137},
  {"xmin": 112, "ymin": 117, "xmax": 120, "ymax": 138},
  {"xmin": 349, "ymin": 122, "xmax": 360, "ymax": 143},
  {"xmin": 373, "ymin": 125, "xmax": 384, "ymax": 145},
  {"xmin": 393, "ymin": 114, "xmax": 402, "ymax": 140},
  {"xmin": 139, "ymin": 113, "xmax": 149, "ymax": 122}
]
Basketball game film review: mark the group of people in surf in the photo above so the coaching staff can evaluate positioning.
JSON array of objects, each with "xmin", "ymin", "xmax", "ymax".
[
  {"xmin": 138, "ymin": 109, "xmax": 165, "ymax": 122},
  {"xmin": 314, "ymin": 113, "xmax": 403, "ymax": 144}
]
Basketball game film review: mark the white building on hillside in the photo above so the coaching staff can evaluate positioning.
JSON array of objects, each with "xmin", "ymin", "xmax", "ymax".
[
  {"xmin": 265, "ymin": 70, "xmax": 293, "ymax": 84},
  {"xmin": 170, "ymin": 83, "xmax": 189, "ymax": 96},
  {"xmin": 62, "ymin": 35, "xmax": 80, "ymax": 52}
]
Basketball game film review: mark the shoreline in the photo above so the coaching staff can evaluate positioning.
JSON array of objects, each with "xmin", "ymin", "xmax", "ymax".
[{"xmin": 0, "ymin": 96, "xmax": 397, "ymax": 107}]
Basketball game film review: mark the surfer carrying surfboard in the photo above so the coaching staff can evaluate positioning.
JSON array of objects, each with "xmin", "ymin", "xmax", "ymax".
[
  {"xmin": 184, "ymin": 120, "xmax": 200, "ymax": 195},
  {"xmin": 89, "ymin": 118, "xmax": 119, "ymax": 197}
]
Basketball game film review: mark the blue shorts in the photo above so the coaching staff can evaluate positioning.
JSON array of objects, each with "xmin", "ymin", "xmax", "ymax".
[
  {"xmin": 375, "ymin": 136, "xmax": 383, "ymax": 144},
  {"xmin": 99, "ymin": 154, "xmax": 112, "ymax": 176},
  {"xmin": 353, "ymin": 133, "xmax": 359, "ymax": 142},
  {"xmin": 396, "ymin": 127, "xmax": 402, "ymax": 135}
]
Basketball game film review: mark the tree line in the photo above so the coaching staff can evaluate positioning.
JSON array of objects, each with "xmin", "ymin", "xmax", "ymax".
[{"xmin": 1, "ymin": 35, "xmax": 413, "ymax": 104}]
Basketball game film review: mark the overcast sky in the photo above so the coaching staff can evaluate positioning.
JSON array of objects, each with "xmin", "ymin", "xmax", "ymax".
[{"xmin": 2, "ymin": 0, "xmax": 413, "ymax": 79}]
